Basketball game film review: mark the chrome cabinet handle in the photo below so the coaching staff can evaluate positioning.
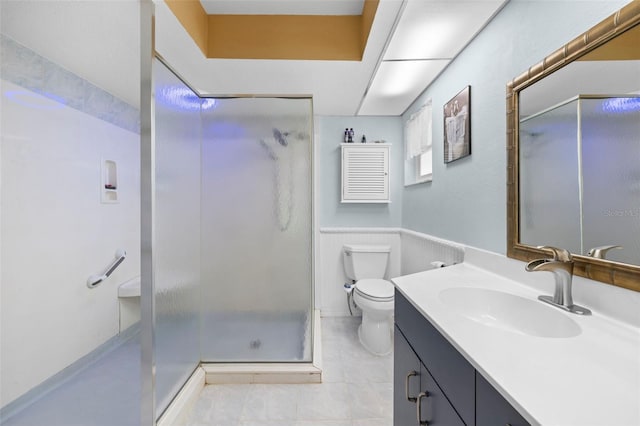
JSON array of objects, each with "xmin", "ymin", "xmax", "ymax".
[
  {"xmin": 417, "ymin": 391, "xmax": 429, "ymax": 425},
  {"xmin": 405, "ymin": 371, "xmax": 418, "ymax": 402}
]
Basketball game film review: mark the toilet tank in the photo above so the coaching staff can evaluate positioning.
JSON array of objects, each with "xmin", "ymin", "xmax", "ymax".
[{"xmin": 343, "ymin": 244, "xmax": 391, "ymax": 280}]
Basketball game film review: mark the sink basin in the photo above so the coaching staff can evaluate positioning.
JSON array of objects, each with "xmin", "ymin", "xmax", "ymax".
[{"xmin": 439, "ymin": 287, "xmax": 581, "ymax": 338}]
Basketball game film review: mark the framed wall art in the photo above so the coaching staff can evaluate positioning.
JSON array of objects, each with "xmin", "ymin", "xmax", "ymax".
[{"xmin": 444, "ymin": 86, "xmax": 471, "ymax": 163}]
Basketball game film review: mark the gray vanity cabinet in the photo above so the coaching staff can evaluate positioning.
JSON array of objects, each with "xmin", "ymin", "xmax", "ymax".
[
  {"xmin": 476, "ymin": 372, "xmax": 529, "ymax": 426},
  {"xmin": 394, "ymin": 325, "xmax": 465, "ymax": 426},
  {"xmin": 394, "ymin": 290, "xmax": 531, "ymax": 426}
]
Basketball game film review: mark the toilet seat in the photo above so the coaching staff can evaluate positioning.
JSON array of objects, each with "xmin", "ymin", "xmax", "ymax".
[{"xmin": 355, "ymin": 279, "xmax": 394, "ymax": 302}]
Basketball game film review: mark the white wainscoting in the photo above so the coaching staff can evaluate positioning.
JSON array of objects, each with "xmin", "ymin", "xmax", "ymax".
[
  {"xmin": 318, "ymin": 228, "xmax": 465, "ymax": 317},
  {"xmin": 399, "ymin": 229, "xmax": 465, "ymax": 276}
]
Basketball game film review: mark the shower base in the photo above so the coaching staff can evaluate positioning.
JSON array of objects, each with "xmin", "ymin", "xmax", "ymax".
[
  {"xmin": 202, "ymin": 310, "xmax": 322, "ymax": 384},
  {"xmin": 200, "ymin": 310, "xmax": 313, "ymax": 362}
]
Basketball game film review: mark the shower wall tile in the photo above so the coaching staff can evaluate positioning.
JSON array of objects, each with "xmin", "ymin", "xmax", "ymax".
[
  {"xmin": 1, "ymin": 35, "xmax": 139, "ymax": 133},
  {"xmin": 42, "ymin": 64, "xmax": 86, "ymax": 111},
  {"xmin": 1, "ymin": 37, "xmax": 46, "ymax": 93}
]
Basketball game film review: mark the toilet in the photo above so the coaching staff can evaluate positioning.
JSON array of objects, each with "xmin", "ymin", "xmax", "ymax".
[{"xmin": 343, "ymin": 244, "xmax": 394, "ymax": 355}]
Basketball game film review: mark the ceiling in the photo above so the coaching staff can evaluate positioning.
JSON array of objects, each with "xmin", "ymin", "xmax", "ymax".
[
  {"xmin": 157, "ymin": 0, "xmax": 508, "ymax": 116},
  {"xmin": 1, "ymin": 0, "xmax": 507, "ymax": 117},
  {"xmin": 200, "ymin": 0, "xmax": 366, "ymax": 16}
]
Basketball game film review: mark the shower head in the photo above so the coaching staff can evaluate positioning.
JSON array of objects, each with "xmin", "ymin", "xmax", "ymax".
[{"xmin": 273, "ymin": 128, "xmax": 288, "ymax": 147}]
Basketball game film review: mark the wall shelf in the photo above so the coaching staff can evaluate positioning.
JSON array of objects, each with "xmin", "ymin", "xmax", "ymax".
[{"xmin": 101, "ymin": 159, "xmax": 119, "ymax": 204}]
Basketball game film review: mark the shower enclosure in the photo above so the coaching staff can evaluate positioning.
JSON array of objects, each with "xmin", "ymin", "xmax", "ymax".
[{"xmin": 154, "ymin": 60, "xmax": 314, "ymax": 364}]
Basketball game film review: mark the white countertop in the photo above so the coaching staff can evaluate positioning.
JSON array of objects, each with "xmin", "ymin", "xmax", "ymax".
[{"xmin": 392, "ymin": 262, "xmax": 640, "ymax": 426}]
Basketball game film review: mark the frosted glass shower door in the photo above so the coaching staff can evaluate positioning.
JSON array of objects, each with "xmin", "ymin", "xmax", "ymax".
[
  {"xmin": 153, "ymin": 61, "xmax": 201, "ymax": 416},
  {"xmin": 200, "ymin": 98, "xmax": 313, "ymax": 362}
]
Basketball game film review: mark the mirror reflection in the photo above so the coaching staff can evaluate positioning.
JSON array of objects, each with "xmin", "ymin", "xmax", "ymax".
[{"xmin": 518, "ymin": 25, "xmax": 640, "ymax": 266}]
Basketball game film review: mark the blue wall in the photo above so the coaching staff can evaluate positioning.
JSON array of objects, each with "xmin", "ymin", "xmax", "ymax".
[
  {"xmin": 400, "ymin": 0, "xmax": 627, "ymax": 254},
  {"xmin": 318, "ymin": 116, "xmax": 403, "ymax": 227}
]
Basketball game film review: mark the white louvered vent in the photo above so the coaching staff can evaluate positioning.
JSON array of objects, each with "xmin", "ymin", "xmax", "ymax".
[{"xmin": 341, "ymin": 144, "xmax": 390, "ymax": 203}]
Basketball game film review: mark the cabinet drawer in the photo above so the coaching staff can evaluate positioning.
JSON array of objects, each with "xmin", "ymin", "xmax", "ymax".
[
  {"xmin": 476, "ymin": 372, "xmax": 530, "ymax": 426},
  {"xmin": 395, "ymin": 290, "xmax": 475, "ymax": 426}
]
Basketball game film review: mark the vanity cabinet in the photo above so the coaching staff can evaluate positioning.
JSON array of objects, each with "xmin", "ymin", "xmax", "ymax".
[
  {"xmin": 394, "ymin": 325, "xmax": 465, "ymax": 426},
  {"xmin": 394, "ymin": 290, "xmax": 531, "ymax": 426},
  {"xmin": 476, "ymin": 372, "xmax": 529, "ymax": 426}
]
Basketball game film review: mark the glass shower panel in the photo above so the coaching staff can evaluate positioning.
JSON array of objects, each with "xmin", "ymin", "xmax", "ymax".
[
  {"xmin": 200, "ymin": 98, "xmax": 313, "ymax": 362},
  {"xmin": 580, "ymin": 97, "xmax": 640, "ymax": 264},
  {"xmin": 519, "ymin": 101, "xmax": 582, "ymax": 253},
  {"xmin": 153, "ymin": 60, "xmax": 201, "ymax": 416}
]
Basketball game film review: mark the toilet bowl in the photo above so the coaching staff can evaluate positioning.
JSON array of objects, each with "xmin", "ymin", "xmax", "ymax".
[{"xmin": 343, "ymin": 244, "xmax": 394, "ymax": 356}]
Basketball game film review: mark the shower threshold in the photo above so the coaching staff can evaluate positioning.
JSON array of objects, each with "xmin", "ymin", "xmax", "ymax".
[{"xmin": 201, "ymin": 310, "xmax": 322, "ymax": 385}]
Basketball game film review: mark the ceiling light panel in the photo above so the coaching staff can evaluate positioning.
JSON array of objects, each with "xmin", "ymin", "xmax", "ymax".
[
  {"xmin": 200, "ymin": 0, "xmax": 364, "ymax": 16},
  {"xmin": 384, "ymin": 0, "xmax": 506, "ymax": 60},
  {"xmin": 359, "ymin": 59, "xmax": 449, "ymax": 116}
]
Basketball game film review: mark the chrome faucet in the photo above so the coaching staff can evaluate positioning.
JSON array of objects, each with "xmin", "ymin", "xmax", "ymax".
[
  {"xmin": 587, "ymin": 244, "xmax": 622, "ymax": 259},
  {"xmin": 525, "ymin": 246, "xmax": 591, "ymax": 315}
]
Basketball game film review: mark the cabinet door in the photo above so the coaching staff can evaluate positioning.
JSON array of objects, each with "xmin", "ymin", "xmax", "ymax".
[
  {"xmin": 395, "ymin": 326, "xmax": 465, "ymax": 426},
  {"xmin": 394, "ymin": 326, "xmax": 421, "ymax": 425},
  {"xmin": 396, "ymin": 291, "xmax": 475, "ymax": 425},
  {"xmin": 476, "ymin": 372, "xmax": 530, "ymax": 426},
  {"xmin": 418, "ymin": 364, "xmax": 466, "ymax": 426},
  {"xmin": 341, "ymin": 144, "xmax": 390, "ymax": 203}
]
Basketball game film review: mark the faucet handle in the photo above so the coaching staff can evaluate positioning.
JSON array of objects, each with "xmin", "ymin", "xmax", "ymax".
[{"xmin": 537, "ymin": 246, "xmax": 572, "ymax": 262}]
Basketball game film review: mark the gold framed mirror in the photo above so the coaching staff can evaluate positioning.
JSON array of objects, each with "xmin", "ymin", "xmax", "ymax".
[{"xmin": 506, "ymin": 1, "xmax": 640, "ymax": 292}]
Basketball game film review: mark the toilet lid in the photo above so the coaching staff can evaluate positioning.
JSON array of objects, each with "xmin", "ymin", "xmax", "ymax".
[{"xmin": 355, "ymin": 279, "xmax": 394, "ymax": 300}]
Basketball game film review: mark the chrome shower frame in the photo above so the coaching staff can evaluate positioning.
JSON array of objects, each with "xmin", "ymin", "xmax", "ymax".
[{"xmin": 140, "ymin": 1, "xmax": 156, "ymax": 425}]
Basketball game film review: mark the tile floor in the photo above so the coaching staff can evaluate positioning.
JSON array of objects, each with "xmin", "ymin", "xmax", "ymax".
[{"xmin": 185, "ymin": 316, "xmax": 394, "ymax": 426}]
